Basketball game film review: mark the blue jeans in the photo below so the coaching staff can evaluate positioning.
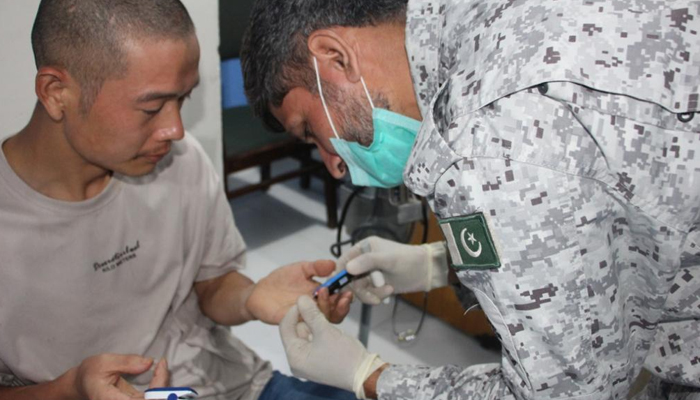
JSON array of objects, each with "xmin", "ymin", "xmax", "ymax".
[{"xmin": 258, "ymin": 371, "xmax": 358, "ymax": 400}]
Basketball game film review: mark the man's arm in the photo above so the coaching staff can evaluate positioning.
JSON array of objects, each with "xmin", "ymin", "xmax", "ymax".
[
  {"xmin": 362, "ymin": 364, "xmax": 389, "ymax": 399},
  {"xmin": 0, "ymin": 369, "xmax": 77, "ymax": 400},
  {"xmin": 194, "ymin": 270, "xmax": 257, "ymax": 326},
  {"xmin": 195, "ymin": 260, "xmax": 353, "ymax": 326}
]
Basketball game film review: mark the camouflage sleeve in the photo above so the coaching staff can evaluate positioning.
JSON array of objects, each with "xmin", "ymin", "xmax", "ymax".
[
  {"xmin": 629, "ymin": 372, "xmax": 700, "ymax": 400},
  {"xmin": 377, "ymin": 363, "xmax": 516, "ymax": 400},
  {"xmin": 402, "ymin": 79, "xmax": 700, "ymax": 399},
  {"xmin": 643, "ymin": 233, "xmax": 700, "ymax": 387}
]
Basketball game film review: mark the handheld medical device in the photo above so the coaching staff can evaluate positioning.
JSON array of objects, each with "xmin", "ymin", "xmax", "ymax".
[
  {"xmin": 314, "ymin": 269, "xmax": 355, "ymax": 297},
  {"xmin": 144, "ymin": 387, "xmax": 198, "ymax": 399},
  {"xmin": 313, "ymin": 269, "xmax": 386, "ymax": 298}
]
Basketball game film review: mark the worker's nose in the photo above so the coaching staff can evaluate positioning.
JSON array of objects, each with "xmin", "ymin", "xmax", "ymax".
[{"xmin": 317, "ymin": 145, "xmax": 346, "ymax": 179}]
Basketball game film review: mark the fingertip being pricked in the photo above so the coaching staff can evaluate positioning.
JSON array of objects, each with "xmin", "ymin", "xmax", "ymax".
[{"xmin": 314, "ymin": 259, "xmax": 336, "ymax": 276}]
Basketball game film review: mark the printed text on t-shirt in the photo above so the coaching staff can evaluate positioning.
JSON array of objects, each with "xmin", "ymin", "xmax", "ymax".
[{"xmin": 93, "ymin": 241, "xmax": 141, "ymax": 273}]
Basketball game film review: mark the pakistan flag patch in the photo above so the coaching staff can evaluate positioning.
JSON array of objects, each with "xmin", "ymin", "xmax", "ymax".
[{"xmin": 439, "ymin": 212, "xmax": 500, "ymax": 270}]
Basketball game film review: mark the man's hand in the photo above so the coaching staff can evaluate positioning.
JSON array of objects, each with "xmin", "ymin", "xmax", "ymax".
[
  {"xmin": 246, "ymin": 260, "xmax": 353, "ymax": 325},
  {"xmin": 339, "ymin": 237, "xmax": 449, "ymax": 305},
  {"xmin": 0, "ymin": 355, "xmax": 167, "ymax": 400},
  {"xmin": 72, "ymin": 354, "xmax": 169, "ymax": 400},
  {"xmin": 280, "ymin": 296, "xmax": 387, "ymax": 399}
]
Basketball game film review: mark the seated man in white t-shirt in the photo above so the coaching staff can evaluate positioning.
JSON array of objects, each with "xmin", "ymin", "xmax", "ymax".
[{"xmin": 0, "ymin": 1, "xmax": 355, "ymax": 400}]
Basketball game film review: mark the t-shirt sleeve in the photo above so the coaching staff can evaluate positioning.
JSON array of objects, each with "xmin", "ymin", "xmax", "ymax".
[
  {"xmin": 181, "ymin": 135, "xmax": 247, "ymax": 283},
  {"xmin": 195, "ymin": 179, "xmax": 247, "ymax": 282}
]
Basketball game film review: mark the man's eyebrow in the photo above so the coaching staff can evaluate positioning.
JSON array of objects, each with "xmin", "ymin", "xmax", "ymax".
[{"xmin": 136, "ymin": 80, "xmax": 200, "ymax": 103}]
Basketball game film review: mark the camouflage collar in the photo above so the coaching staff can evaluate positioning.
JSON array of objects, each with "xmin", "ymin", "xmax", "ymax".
[{"xmin": 403, "ymin": 106, "xmax": 461, "ymax": 197}]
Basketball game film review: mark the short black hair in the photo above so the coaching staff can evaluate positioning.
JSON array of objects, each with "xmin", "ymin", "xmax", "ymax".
[
  {"xmin": 240, "ymin": 0, "xmax": 408, "ymax": 132},
  {"xmin": 32, "ymin": 0, "xmax": 195, "ymax": 112}
]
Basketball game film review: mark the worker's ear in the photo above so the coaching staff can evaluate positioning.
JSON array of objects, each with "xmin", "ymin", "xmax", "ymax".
[
  {"xmin": 308, "ymin": 29, "xmax": 362, "ymax": 84},
  {"xmin": 35, "ymin": 66, "xmax": 77, "ymax": 122}
]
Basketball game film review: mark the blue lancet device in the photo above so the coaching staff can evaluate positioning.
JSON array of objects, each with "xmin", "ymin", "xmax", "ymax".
[{"xmin": 313, "ymin": 269, "xmax": 355, "ymax": 297}]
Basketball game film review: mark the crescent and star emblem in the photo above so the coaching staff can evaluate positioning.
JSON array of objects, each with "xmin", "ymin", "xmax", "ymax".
[{"xmin": 460, "ymin": 228, "xmax": 482, "ymax": 258}]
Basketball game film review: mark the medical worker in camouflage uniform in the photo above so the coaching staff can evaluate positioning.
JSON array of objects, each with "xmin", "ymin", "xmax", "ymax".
[{"xmin": 241, "ymin": 0, "xmax": 700, "ymax": 399}]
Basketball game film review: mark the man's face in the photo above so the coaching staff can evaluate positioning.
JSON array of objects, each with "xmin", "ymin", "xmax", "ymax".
[
  {"xmin": 62, "ymin": 35, "xmax": 200, "ymax": 177},
  {"xmin": 271, "ymin": 79, "xmax": 382, "ymax": 179}
]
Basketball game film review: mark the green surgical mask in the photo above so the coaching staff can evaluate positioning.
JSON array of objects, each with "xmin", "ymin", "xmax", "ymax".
[{"xmin": 313, "ymin": 58, "xmax": 420, "ymax": 188}]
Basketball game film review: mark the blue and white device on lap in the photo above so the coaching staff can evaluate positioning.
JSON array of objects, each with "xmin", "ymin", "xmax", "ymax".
[{"xmin": 144, "ymin": 387, "xmax": 198, "ymax": 399}]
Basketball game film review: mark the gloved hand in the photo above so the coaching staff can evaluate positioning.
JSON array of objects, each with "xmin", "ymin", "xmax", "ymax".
[
  {"xmin": 338, "ymin": 237, "xmax": 449, "ymax": 305},
  {"xmin": 280, "ymin": 296, "xmax": 386, "ymax": 399}
]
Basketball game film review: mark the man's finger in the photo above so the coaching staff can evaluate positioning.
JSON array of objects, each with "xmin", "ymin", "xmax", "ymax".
[
  {"xmin": 114, "ymin": 378, "xmax": 143, "ymax": 398},
  {"xmin": 149, "ymin": 359, "xmax": 170, "ymax": 389},
  {"xmin": 342, "ymin": 290, "xmax": 354, "ymax": 303},
  {"xmin": 327, "ymin": 289, "xmax": 353, "ymax": 307},
  {"xmin": 329, "ymin": 292, "xmax": 353, "ymax": 324},
  {"xmin": 104, "ymin": 354, "xmax": 154, "ymax": 376},
  {"xmin": 103, "ymin": 388, "xmax": 141, "ymax": 400},
  {"xmin": 317, "ymin": 288, "xmax": 331, "ymax": 317},
  {"xmin": 299, "ymin": 259, "xmax": 336, "ymax": 281},
  {"xmin": 310, "ymin": 259, "xmax": 336, "ymax": 278}
]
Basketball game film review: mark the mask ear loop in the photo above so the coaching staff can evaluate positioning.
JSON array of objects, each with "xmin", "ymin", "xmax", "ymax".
[
  {"xmin": 360, "ymin": 77, "xmax": 375, "ymax": 110},
  {"xmin": 313, "ymin": 57, "xmax": 341, "ymax": 139}
]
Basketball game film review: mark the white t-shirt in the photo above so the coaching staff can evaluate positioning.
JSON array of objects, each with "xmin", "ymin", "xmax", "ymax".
[{"xmin": 0, "ymin": 134, "xmax": 272, "ymax": 399}]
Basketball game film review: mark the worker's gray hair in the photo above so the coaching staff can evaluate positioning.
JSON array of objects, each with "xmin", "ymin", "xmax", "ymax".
[
  {"xmin": 240, "ymin": 0, "xmax": 408, "ymax": 132},
  {"xmin": 32, "ymin": 0, "xmax": 195, "ymax": 113}
]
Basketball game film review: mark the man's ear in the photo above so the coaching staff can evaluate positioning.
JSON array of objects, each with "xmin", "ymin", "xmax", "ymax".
[
  {"xmin": 35, "ymin": 67, "xmax": 75, "ymax": 122},
  {"xmin": 308, "ymin": 29, "xmax": 362, "ymax": 84}
]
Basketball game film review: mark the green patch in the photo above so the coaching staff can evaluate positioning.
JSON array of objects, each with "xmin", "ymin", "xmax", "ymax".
[{"xmin": 439, "ymin": 213, "xmax": 500, "ymax": 270}]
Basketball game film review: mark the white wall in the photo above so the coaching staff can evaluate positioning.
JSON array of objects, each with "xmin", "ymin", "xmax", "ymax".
[
  {"xmin": 181, "ymin": 0, "xmax": 223, "ymax": 176},
  {"xmin": 0, "ymin": 0, "xmax": 224, "ymax": 176}
]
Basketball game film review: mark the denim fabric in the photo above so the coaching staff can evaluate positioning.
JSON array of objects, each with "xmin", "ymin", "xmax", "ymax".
[{"xmin": 258, "ymin": 371, "xmax": 358, "ymax": 400}]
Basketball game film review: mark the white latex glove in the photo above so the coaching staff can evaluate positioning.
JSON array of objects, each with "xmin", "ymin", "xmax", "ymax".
[
  {"xmin": 280, "ymin": 296, "xmax": 385, "ymax": 399},
  {"xmin": 338, "ymin": 237, "xmax": 449, "ymax": 305}
]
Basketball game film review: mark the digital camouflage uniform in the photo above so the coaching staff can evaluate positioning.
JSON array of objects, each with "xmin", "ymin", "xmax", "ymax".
[{"xmin": 378, "ymin": 0, "xmax": 700, "ymax": 399}]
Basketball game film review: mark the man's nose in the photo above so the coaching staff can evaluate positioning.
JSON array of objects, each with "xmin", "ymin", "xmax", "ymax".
[
  {"xmin": 155, "ymin": 108, "xmax": 185, "ymax": 141},
  {"xmin": 317, "ymin": 144, "xmax": 346, "ymax": 179}
]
